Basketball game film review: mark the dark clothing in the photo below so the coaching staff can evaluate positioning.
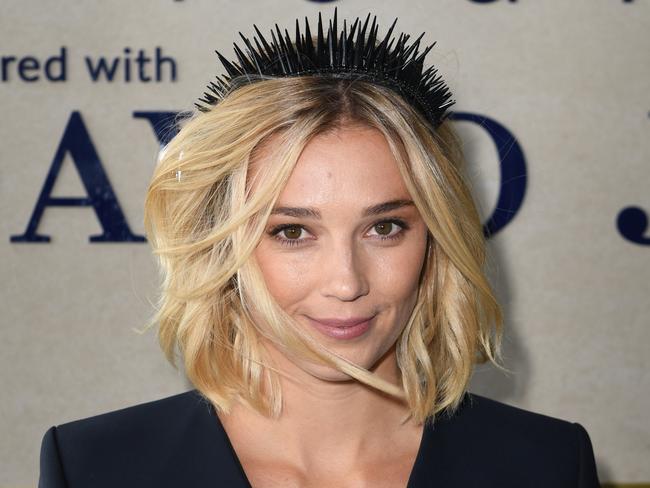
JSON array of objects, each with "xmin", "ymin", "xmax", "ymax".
[{"xmin": 38, "ymin": 389, "xmax": 601, "ymax": 487}]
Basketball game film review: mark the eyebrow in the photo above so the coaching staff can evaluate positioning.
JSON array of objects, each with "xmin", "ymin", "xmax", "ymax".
[{"xmin": 270, "ymin": 199, "xmax": 415, "ymax": 219}]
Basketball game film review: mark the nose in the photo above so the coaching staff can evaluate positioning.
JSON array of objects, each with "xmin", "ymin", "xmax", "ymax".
[{"xmin": 320, "ymin": 240, "xmax": 369, "ymax": 302}]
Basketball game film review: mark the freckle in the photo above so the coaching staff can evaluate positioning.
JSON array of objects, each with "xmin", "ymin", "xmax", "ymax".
[{"xmin": 327, "ymin": 172, "xmax": 332, "ymax": 179}]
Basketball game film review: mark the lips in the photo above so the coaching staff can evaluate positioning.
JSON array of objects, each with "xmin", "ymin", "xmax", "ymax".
[
  {"xmin": 307, "ymin": 315, "xmax": 376, "ymax": 328},
  {"xmin": 306, "ymin": 315, "xmax": 375, "ymax": 340}
]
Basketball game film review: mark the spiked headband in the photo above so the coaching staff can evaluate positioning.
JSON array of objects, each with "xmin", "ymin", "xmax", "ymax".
[{"xmin": 196, "ymin": 8, "xmax": 455, "ymax": 130}]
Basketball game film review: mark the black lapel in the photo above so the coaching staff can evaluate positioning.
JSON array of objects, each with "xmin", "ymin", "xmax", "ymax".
[
  {"xmin": 177, "ymin": 390, "xmax": 252, "ymax": 487},
  {"xmin": 406, "ymin": 393, "xmax": 474, "ymax": 487}
]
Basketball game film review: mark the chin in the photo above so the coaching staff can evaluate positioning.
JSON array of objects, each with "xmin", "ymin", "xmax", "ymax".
[
  {"xmin": 297, "ymin": 360, "xmax": 368, "ymax": 383},
  {"xmin": 291, "ymin": 341, "xmax": 395, "ymax": 383}
]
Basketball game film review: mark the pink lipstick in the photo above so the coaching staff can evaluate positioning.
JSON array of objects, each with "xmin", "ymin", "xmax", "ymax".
[{"xmin": 306, "ymin": 315, "xmax": 375, "ymax": 340}]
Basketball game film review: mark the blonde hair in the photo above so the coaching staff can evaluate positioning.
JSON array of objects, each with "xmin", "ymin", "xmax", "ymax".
[{"xmin": 143, "ymin": 76, "xmax": 506, "ymax": 424}]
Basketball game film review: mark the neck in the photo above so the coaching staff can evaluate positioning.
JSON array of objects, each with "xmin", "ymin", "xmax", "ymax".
[{"xmin": 220, "ymin": 341, "xmax": 422, "ymax": 474}]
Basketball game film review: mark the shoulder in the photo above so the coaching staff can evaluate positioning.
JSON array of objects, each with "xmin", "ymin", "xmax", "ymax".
[
  {"xmin": 447, "ymin": 391, "xmax": 580, "ymax": 438},
  {"xmin": 417, "ymin": 392, "xmax": 600, "ymax": 487},
  {"xmin": 49, "ymin": 389, "xmax": 209, "ymax": 445},
  {"xmin": 38, "ymin": 390, "xmax": 224, "ymax": 488}
]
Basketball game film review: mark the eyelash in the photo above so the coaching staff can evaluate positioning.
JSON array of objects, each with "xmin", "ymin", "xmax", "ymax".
[{"xmin": 267, "ymin": 218, "xmax": 410, "ymax": 248}]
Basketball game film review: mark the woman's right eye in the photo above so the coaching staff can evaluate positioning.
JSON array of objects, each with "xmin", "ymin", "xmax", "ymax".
[{"xmin": 267, "ymin": 224, "xmax": 312, "ymax": 247}]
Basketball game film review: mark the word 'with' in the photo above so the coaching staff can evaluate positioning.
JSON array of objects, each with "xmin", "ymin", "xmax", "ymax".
[{"xmin": 0, "ymin": 47, "xmax": 177, "ymax": 83}]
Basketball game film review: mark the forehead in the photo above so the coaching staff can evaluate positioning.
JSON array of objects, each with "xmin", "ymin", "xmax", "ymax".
[{"xmin": 251, "ymin": 125, "xmax": 411, "ymax": 209}]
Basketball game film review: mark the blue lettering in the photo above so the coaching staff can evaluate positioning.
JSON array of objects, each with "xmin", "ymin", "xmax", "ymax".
[
  {"xmin": 85, "ymin": 56, "xmax": 120, "ymax": 82},
  {"xmin": 1, "ymin": 47, "xmax": 66, "ymax": 82},
  {"xmin": 617, "ymin": 207, "xmax": 650, "ymax": 245},
  {"xmin": 133, "ymin": 111, "xmax": 184, "ymax": 146},
  {"xmin": 85, "ymin": 47, "xmax": 177, "ymax": 82},
  {"xmin": 449, "ymin": 112, "xmax": 527, "ymax": 238},
  {"xmin": 10, "ymin": 111, "xmax": 145, "ymax": 243}
]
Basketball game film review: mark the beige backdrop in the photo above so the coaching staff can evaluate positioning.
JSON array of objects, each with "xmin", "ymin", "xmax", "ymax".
[{"xmin": 1, "ymin": 1, "xmax": 649, "ymax": 486}]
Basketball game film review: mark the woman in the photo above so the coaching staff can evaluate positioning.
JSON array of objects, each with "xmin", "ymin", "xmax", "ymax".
[{"xmin": 38, "ymin": 9, "xmax": 601, "ymax": 487}]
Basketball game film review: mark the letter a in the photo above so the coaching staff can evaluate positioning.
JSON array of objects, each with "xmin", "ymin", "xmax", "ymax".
[{"xmin": 10, "ymin": 111, "xmax": 146, "ymax": 243}]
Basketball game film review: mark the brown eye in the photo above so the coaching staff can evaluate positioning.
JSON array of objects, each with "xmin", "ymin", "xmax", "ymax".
[
  {"xmin": 374, "ymin": 222, "xmax": 394, "ymax": 236},
  {"xmin": 368, "ymin": 219, "xmax": 409, "ymax": 241},
  {"xmin": 267, "ymin": 224, "xmax": 313, "ymax": 247},
  {"xmin": 282, "ymin": 226, "xmax": 302, "ymax": 239}
]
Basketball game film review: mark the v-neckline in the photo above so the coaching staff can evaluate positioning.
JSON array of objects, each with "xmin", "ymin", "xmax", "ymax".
[
  {"xmin": 208, "ymin": 402, "xmax": 434, "ymax": 488},
  {"xmin": 210, "ymin": 405, "xmax": 253, "ymax": 487}
]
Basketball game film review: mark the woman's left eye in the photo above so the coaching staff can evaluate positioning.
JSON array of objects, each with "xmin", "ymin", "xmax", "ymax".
[
  {"xmin": 368, "ymin": 220, "xmax": 407, "ymax": 239},
  {"xmin": 267, "ymin": 219, "xmax": 409, "ymax": 248}
]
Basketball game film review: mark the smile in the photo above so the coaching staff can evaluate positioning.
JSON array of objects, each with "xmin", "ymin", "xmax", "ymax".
[{"xmin": 306, "ymin": 315, "xmax": 375, "ymax": 340}]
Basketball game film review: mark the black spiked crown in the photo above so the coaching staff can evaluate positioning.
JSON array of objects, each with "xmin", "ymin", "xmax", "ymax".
[{"xmin": 196, "ymin": 8, "xmax": 455, "ymax": 130}]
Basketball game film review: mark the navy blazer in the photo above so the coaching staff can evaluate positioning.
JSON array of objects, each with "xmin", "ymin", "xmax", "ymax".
[{"xmin": 38, "ymin": 389, "xmax": 601, "ymax": 487}]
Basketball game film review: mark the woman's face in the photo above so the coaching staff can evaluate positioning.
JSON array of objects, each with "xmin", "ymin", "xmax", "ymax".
[{"xmin": 250, "ymin": 124, "xmax": 429, "ymax": 381}]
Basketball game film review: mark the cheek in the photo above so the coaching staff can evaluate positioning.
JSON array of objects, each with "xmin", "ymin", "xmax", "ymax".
[
  {"xmin": 253, "ymin": 244, "xmax": 312, "ymax": 309},
  {"xmin": 372, "ymin": 241, "xmax": 426, "ymax": 305}
]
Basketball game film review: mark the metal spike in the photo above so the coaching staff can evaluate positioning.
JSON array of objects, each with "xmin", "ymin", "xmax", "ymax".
[
  {"xmin": 365, "ymin": 22, "xmax": 379, "ymax": 66},
  {"xmin": 304, "ymin": 16, "xmax": 314, "ymax": 58},
  {"xmin": 238, "ymin": 33, "xmax": 264, "ymax": 74},
  {"xmin": 347, "ymin": 18, "xmax": 359, "ymax": 46},
  {"xmin": 274, "ymin": 24, "xmax": 294, "ymax": 73},
  {"xmin": 332, "ymin": 7, "xmax": 338, "ymax": 63},
  {"xmin": 353, "ymin": 16, "xmax": 367, "ymax": 68},
  {"xmin": 284, "ymin": 28, "xmax": 296, "ymax": 71},
  {"xmin": 232, "ymin": 42, "xmax": 252, "ymax": 73},
  {"xmin": 295, "ymin": 19, "xmax": 305, "ymax": 71},
  {"xmin": 253, "ymin": 24, "xmax": 275, "ymax": 59},
  {"xmin": 215, "ymin": 50, "xmax": 240, "ymax": 77},
  {"xmin": 253, "ymin": 36, "xmax": 269, "ymax": 64},
  {"xmin": 317, "ymin": 12, "xmax": 325, "ymax": 63},
  {"xmin": 367, "ymin": 16, "xmax": 378, "ymax": 51},
  {"xmin": 327, "ymin": 19, "xmax": 335, "ymax": 67},
  {"xmin": 269, "ymin": 28, "xmax": 287, "ymax": 75},
  {"xmin": 340, "ymin": 19, "xmax": 347, "ymax": 68},
  {"xmin": 359, "ymin": 13, "xmax": 371, "ymax": 40},
  {"xmin": 375, "ymin": 18, "xmax": 398, "ymax": 71},
  {"xmin": 414, "ymin": 42, "xmax": 436, "ymax": 67}
]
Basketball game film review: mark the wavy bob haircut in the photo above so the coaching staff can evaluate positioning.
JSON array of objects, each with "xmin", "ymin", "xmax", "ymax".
[{"xmin": 143, "ymin": 75, "xmax": 505, "ymax": 425}]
